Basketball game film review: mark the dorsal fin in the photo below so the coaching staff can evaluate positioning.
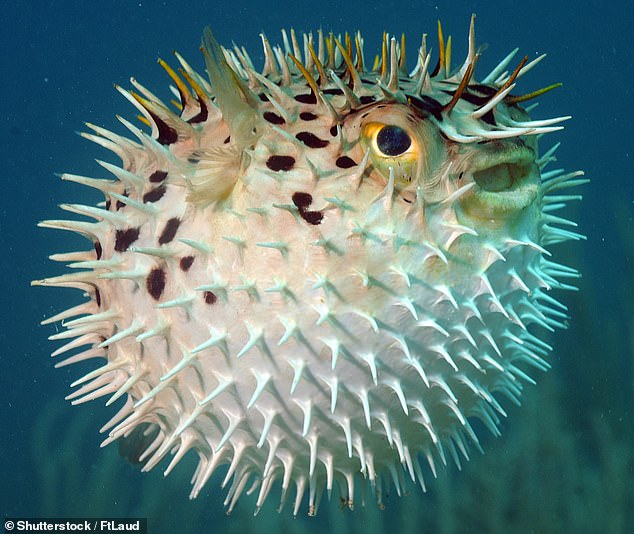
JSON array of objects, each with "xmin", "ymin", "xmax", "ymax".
[{"xmin": 202, "ymin": 28, "xmax": 258, "ymax": 148}]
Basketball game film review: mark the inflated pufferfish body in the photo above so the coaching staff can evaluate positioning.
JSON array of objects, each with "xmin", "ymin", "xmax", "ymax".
[{"xmin": 34, "ymin": 17, "xmax": 586, "ymax": 516}]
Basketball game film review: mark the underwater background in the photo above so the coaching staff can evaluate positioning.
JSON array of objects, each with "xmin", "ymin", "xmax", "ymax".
[{"xmin": 2, "ymin": 1, "xmax": 632, "ymax": 532}]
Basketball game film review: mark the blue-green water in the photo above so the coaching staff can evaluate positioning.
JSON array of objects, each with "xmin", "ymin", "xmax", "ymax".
[{"xmin": 2, "ymin": 1, "xmax": 632, "ymax": 532}]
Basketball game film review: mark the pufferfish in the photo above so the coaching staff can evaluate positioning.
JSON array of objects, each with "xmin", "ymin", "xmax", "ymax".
[{"xmin": 33, "ymin": 16, "xmax": 586, "ymax": 516}]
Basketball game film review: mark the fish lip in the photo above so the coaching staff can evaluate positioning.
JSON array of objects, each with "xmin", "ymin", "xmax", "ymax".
[
  {"xmin": 470, "ymin": 144, "xmax": 535, "ymax": 174},
  {"xmin": 470, "ymin": 144, "xmax": 539, "ymax": 198},
  {"xmin": 458, "ymin": 144, "xmax": 540, "ymax": 219}
]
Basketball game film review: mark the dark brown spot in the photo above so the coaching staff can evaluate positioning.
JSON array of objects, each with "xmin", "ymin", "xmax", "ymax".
[
  {"xmin": 453, "ymin": 89, "xmax": 497, "ymax": 126},
  {"xmin": 114, "ymin": 227, "xmax": 140, "ymax": 252},
  {"xmin": 149, "ymin": 170, "xmax": 168, "ymax": 183},
  {"xmin": 115, "ymin": 190, "xmax": 128, "ymax": 211},
  {"xmin": 204, "ymin": 291, "xmax": 217, "ymax": 304},
  {"xmin": 359, "ymin": 95, "xmax": 376, "ymax": 104},
  {"xmin": 94, "ymin": 241, "xmax": 102, "ymax": 259},
  {"xmin": 300, "ymin": 210, "xmax": 323, "ymax": 225},
  {"xmin": 180, "ymin": 256, "xmax": 195, "ymax": 271},
  {"xmin": 258, "ymin": 93, "xmax": 269, "ymax": 102},
  {"xmin": 224, "ymin": 135, "xmax": 231, "ymax": 144},
  {"xmin": 187, "ymin": 99, "xmax": 208, "ymax": 124},
  {"xmin": 470, "ymin": 84, "xmax": 498, "ymax": 96},
  {"xmin": 336, "ymin": 156, "xmax": 357, "ymax": 169},
  {"xmin": 105, "ymin": 199, "xmax": 111, "ymax": 210},
  {"xmin": 295, "ymin": 92, "xmax": 317, "ymax": 104},
  {"xmin": 263, "ymin": 111, "xmax": 285, "ymax": 125},
  {"xmin": 296, "ymin": 131, "xmax": 329, "ymax": 148},
  {"xmin": 299, "ymin": 112, "xmax": 318, "ymax": 121},
  {"xmin": 158, "ymin": 127, "xmax": 178, "ymax": 145},
  {"xmin": 146, "ymin": 267, "xmax": 166, "ymax": 300},
  {"xmin": 322, "ymin": 88, "xmax": 344, "ymax": 95},
  {"xmin": 292, "ymin": 192, "xmax": 313, "ymax": 209},
  {"xmin": 158, "ymin": 217, "xmax": 180, "ymax": 245},
  {"xmin": 146, "ymin": 112, "xmax": 178, "ymax": 145},
  {"xmin": 456, "ymin": 91, "xmax": 489, "ymax": 107},
  {"xmin": 94, "ymin": 287, "xmax": 101, "ymax": 307},
  {"xmin": 480, "ymin": 110, "xmax": 496, "ymax": 126},
  {"xmin": 407, "ymin": 94, "xmax": 443, "ymax": 121},
  {"xmin": 143, "ymin": 185, "xmax": 166, "ymax": 203},
  {"xmin": 266, "ymin": 155, "xmax": 295, "ymax": 172},
  {"xmin": 292, "ymin": 192, "xmax": 323, "ymax": 225},
  {"xmin": 329, "ymin": 125, "xmax": 338, "ymax": 137}
]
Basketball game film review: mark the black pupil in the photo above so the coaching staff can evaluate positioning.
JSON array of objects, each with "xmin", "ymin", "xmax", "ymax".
[{"xmin": 376, "ymin": 125, "xmax": 412, "ymax": 156}]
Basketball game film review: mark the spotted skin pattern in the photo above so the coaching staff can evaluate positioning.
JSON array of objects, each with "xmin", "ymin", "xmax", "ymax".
[{"xmin": 34, "ymin": 18, "xmax": 586, "ymax": 516}]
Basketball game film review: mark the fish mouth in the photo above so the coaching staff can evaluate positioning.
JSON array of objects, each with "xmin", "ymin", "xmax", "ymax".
[{"xmin": 461, "ymin": 144, "xmax": 540, "ymax": 220}]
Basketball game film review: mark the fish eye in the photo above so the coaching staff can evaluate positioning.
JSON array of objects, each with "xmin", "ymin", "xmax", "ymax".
[
  {"xmin": 362, "ymin": 122, "xmax": 420, "ymax": 185},
  {"xmin": 375, "ymin": 125, "xmax": 412, "ymax": 156}
]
